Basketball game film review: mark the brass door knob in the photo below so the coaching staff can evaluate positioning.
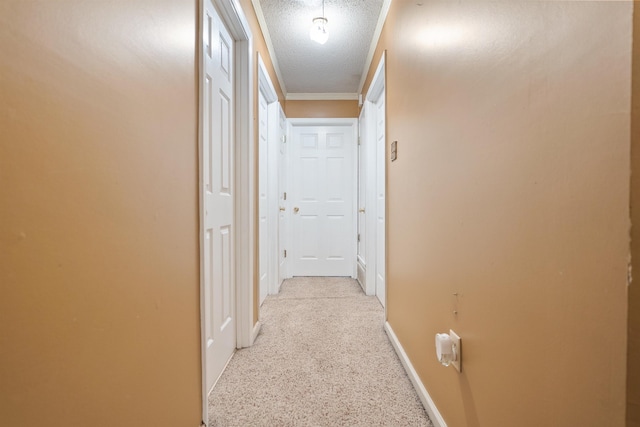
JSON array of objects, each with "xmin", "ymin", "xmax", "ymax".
[
  {"xmin": 279, "ymin": 207, "xmax": 285, "ymax": 211},
  {"xmin": 293, "ymin": 207, "xmax": 299, "ymax": 214},
  {"xmin": 359, "ymin": 208, "xmax": 365, "ymax": 213}
]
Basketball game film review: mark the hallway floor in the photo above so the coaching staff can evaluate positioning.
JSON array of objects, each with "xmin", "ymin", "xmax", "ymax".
[{"xmin": 208, "ymin": 277, "xmax": 433, "ymax": 426}]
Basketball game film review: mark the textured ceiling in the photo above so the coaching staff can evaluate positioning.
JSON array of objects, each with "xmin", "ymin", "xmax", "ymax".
[{"xmin": 258, "ymin": 0, "xmax": 385, "ymax": 95}]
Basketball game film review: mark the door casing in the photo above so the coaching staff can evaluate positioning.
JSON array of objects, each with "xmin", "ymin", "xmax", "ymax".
[
  {"xmin": 258, "ymin": 90, "xmax": 269, "ymax": 305},
  {"xmin": 198, "ymin": 0, "xmax": 255, "ymax": 424},
  {"xmin": 364, "ymin": 52, "xmax": 386, "ymax": 310},
  {"xmin": 288, "ymin": 118, "xmax": 358, "ymax": 278},
  {"xmin": 276, "ymin": 107, "xmax": 289, "ymax": 288},
  {"xmin": 357, "ymin": 104, "xmax": 368, "ymax": 292},
  {"xmin": 257, "ymin": 55, "xmax": 279, "ymax": 303}
]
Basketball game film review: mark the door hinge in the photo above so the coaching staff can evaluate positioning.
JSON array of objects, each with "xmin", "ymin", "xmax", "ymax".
[
  {"xmin": 284, "ymin": 250, "xmax": 287, "ymax": 258},
  {"xmin": 284, "ymin": 192, "xmax": 287, "ymax": 201},
  {"xmin": 358, "ymin": 234, "xmax": 361, "ymax": 242},
  {"xmin": 358, "ymin": 136, "xmax": 361, "ymax": 146}
]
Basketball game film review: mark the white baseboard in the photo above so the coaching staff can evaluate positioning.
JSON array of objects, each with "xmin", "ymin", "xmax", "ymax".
[
  {"xmin": 251, "ymin": 321, "xmax": 262, "ymax": 345},
  {"xmin": 357, "ymin": 262, "xmax": 366, "ymax": 292},
  {"xmin": 384, "ymin": 322, "xmax": 447, "ymax": 427}
]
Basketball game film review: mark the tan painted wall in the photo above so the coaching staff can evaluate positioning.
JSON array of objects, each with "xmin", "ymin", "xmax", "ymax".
[
  {"xmin": 363, "ymin": 2, "xmax": 632, "ymax": 426},
  {"xmin": 238, "ymin": 0, "xmax": 285, "ymax": 325},
  {"xmin": 629, "ymin": 4, "xmax": 640, "ymax": 425},
  {"xmin": 0, "ymin": 1, "xmax": 202, "ymax": 426},
  {"xmin": 285, "ymin": 100, "xmax": 359, "ymax": 118}
]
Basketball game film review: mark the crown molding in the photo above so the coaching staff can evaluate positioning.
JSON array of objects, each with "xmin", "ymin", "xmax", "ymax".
[
  {"xmin": 286, "ymin": 93, "xmax": 359, "ymax": 101},
  {"xmin": 250, "ymin": 0, "xmax": 288, "ymax": 96},
  {"xmin": 358, "ymin": 0, "xmax": 392, "ymax": 95}
]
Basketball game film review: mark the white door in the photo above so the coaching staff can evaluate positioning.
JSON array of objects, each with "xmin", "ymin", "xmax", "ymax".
[
  {"xmin": 202, "ymin": 0, "xmax": 236, "ymax": 392},
  {"xmin": 258, "ymin": 91, "xmax": 269, "ymax": 306},
  {"xmin": 357, "ymin": 107, "xmax": 367, "ymax": 289},
  {"xmin": 290, "ymin": 122, "xmax": 357, "ymax": 277},
  {"xmin": 277, "ymin": 108, "xmax": 288, "ymax": 285},
  {"xmin": 258, "ymin": 56, "xmax": 280, "ymax": 297},
  {"xmin": 375, "ymin": 93, "xmax": 386, "ymax": 307},
  {"xmin": 267, "ymin": 102, "xmax": 281, "ymax": 294}
]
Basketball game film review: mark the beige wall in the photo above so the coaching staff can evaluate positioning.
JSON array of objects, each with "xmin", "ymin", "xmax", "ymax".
[
  {"xmin": 285, "ymin": 100, "xmax": 359, "ymax": 118},
  {"xmin": 0, "ymin": 1, "xmax": 202, "ymax": 426},
  {"xmin": 363, "ymin": 2, "xmax": 632, "ymax": 426},
  {"xmin": 629, "ymin": 5, "xmax": 640, "ymax": 426},
  {"xmin": 0, "ymin": 1, "xmax": 288, "ymax": 424},
  {"xmin": 2, "ymin": 0, "xmax": 635, "ymax": 425}
]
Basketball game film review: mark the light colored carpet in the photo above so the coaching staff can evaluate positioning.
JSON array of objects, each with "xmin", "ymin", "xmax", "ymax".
[{"xmin": 208, "ymin": 277, "xmax": 433, "ymax": 427}]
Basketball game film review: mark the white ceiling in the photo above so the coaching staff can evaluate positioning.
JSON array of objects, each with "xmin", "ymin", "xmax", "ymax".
[{"xmin": 255, "ymin": 0, "xmax": 387, "ymax": 98}]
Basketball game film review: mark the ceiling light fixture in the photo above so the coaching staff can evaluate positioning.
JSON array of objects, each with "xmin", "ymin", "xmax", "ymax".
[{"xmin": 309, "ymin": 0, "xmax": 328, "ymax": 45}]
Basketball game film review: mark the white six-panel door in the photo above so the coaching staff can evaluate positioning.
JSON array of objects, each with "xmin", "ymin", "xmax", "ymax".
[
  {"xmin": 202, "ymin": 0, "xmax": 236, "ymax": 392},
  {"xmin": 290, "ymin": 122, "xmax": 357, "ymax": 277}
]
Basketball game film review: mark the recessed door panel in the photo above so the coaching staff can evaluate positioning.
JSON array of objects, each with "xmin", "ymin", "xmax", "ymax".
[
  {"xmin": 327, "ymin": 132, "xmax": 344, "ymax": 149},
  {"xmin": 301, "ymin": 133, "xmax": 318, "ymax": 149},
  {"xmin": 299, "ymin": 215, "xmax": 320, "ymax": 259},
  {"xmin": 220, "ymin": 226, "xmax": 231, "ymax": 323},
  {"xmin": 205, "ymin": 230, "xmax": 214, "ymax": 346},
  {"xmin": 300, "ymin": 158, "xmax": 319, "ymax": 201},
  {"xmin": 326, "ymin": 215, "xmax": 347, "ymax": 261},
  {"xmin": 220, "ymin": 92, "xmax": 231, "ymax": 194},
  {"xmin": 326, "ymin": 157, "xmax": 345, "ymax": 202}
]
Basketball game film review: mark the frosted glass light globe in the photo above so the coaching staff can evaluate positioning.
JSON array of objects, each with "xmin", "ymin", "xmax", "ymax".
[{"xmin": 310, "ymin": 17, "xmax": 328, "ymax": 45}]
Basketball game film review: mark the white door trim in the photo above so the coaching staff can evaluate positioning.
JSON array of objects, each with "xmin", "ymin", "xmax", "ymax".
[
  {"xmin": 267, "ymin": 104, "xmax": 282, "ymax": 294},
  {"xmin": 362, "ymin": 100, "xmax": 376, "ymax": 296},
  {"xmin": 258, "ymin": 89, "xmax": 269, "ymax": 306},
  {"xmin": 385, "ymin": 322, "xmax": 447, "ymax": 427},
  {"xmin": 199, "ymin": 0, "xmax": 254, "ymax": 425},
  {"xmin": 365, "ymin": 52, "xmax": 386, "ymax": 312},
  {"xmin": 283, "ymin": 119, "xmax": 293, "ymax": 281},
  {"xmin": 257, "ymin": 55, "xmax": 280, "ymax": 298},
  {"xmin": 357, "ymin": 105, "xmax": 367, "ymax": 292},
  {"xmin": 288, "ymin": 118, "xmax": 359, "ymax": 279},
  {"xmin": 289, "ymin": 118, "xmax": 358, "ymax": 128},
  {"xmin": 367, "ymin": 52, "xmax": 386, "ymax": 103},
  {"xmin": 258, "ymin": 55, "xmax": 278, "ymax": 104}
]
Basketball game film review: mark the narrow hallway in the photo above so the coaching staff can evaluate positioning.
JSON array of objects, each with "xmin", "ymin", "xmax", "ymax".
[{"xmin": 208, "ymin": 277, "xmax": 432, "ymax": 426}]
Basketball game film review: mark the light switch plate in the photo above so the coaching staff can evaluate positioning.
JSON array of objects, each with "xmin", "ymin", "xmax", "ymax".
[
  {"xmin": 449, "ymin": 329, "xmax": 461, "ymax": 372},
  {"xmin": 391, "ymin": 141, "xmax": 397, "ymax": 161}
]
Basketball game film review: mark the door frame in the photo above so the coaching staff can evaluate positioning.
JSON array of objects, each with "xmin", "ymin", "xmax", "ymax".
[
  {"xmin": 365, "ymin": 52, "xmax": 386, "ymax": 311},
  {"xmin": 198, "ymin": 0, "xmax": 255, "ymax": 424},
  {"xmin": 258, "ymin": 88, "xmax": 269, "ymax": 306},
  {"xmin": 279, "ymin": 118, "xmax": 292, "ymax": 283},
  {"xmin": 257, "ymin": 54, "xmax": 279, "ymax": 301},
  {"xmin": 288, "ymin": 118, "xmax": 359, "ymax": 279},
  {"xmin": 357, "ymin": 105, "xmax": 368, "ymax": 292},
  {"xmin": 269, "ymin": 99, "xmax": 287, "ymax": 292}
]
